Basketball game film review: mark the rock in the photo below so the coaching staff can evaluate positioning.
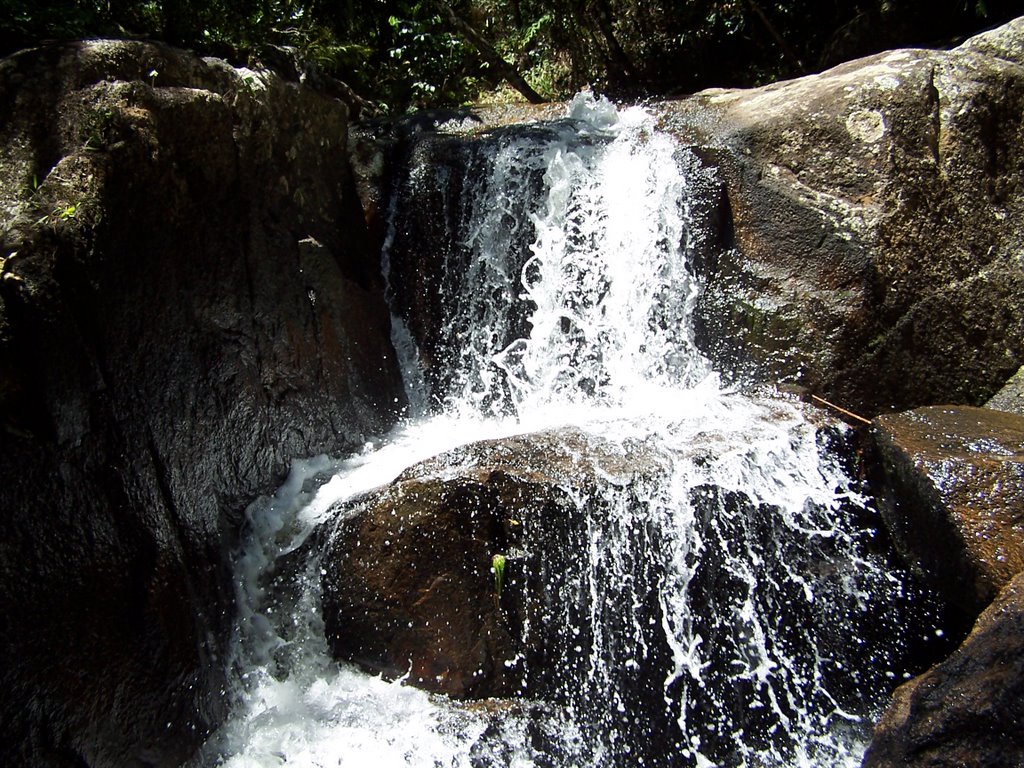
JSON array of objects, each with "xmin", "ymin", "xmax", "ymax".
[
  {"xmin": 324, "ymin": 472, "xmax": 523, "ymax": 699},
  {"xmin": 348, "ymin": 109, "xmax": 487, "ymax": 246},
  {"xmin": 863, "ymin": 569, "xmax": 1024, "ymax": 768},
  {"xmin": 871, "ymin": 405, "xmax": 1024, "ymax": 614},
  {"xmin": 374, "ymin": 125, "xmax": 541, "ymax": 404},
  {"xmin": 986, "ymin": 364, "xmax": 1024, "ymax": 415},
  {"xmin": 0, "ymin": 41, "xmax": 404, "ymax": 766},
  {"xmin": 959, "ymin": 15, "xmax": 1024, "ymax": 65},
  {"xmin": 320, "ymin": 428, "xmax": 669, "ymax": 699},
  {"xmin": 320, "ymin": 423, "xmax": 950, "ymax": 765},
  {"xmin": 658, "ymin": 16, "xmax": 1024, "ymax": 415}
]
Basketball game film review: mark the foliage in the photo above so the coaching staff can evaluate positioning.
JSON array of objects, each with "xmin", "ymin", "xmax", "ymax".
[
  {"xmin": 0, "ymin": 0, "xmax": 1020, "ymax": 111},
  {"xmin": 472, "ymin": 0, "xmax": 1021, "ymax": 98},
  {"xmin": 382, "ymin": 6, "xmax": 484, "ymax": 108},
  {"xmin": 491, "ymin": 553, "xmax": 507, "ymax": 599}
]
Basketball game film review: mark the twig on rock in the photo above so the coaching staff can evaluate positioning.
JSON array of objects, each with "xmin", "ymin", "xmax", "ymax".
[{"xmin": 810, "ymin": 394, "xmax": 872, "ymax": 425}]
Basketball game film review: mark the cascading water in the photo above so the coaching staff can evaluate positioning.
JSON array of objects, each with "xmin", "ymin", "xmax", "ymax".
[{"xmin": 198, "ymin": 94, "xmax": 947, "ymax": 767}]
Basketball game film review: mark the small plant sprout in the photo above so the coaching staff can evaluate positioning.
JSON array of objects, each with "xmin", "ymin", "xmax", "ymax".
[{"xmin": 491, "ymin": 553, "xmax": 507, "ymax": 603}]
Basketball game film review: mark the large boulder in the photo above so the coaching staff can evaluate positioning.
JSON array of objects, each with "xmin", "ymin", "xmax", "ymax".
[
  {"xmin": 0, "ymin": 41, "xmax": 403, "ymax": 766},
  {"xmin": 660, "ymin": 16, "xmax": 1024, "ymax": 415},
  {"xmin": 863, "ymin": 569, "xmax": 1024, "ymax": 768},
  {"xmin": 870, "ymin": 405, "xmax": 1024, "ymax": 614},
  {"xmin": 320, "ymin": 423, "xmax": 949, "ymax": 766},
  {"xmin": 320, "ymin": 428, "xmax": 670, "ymax": 699}
]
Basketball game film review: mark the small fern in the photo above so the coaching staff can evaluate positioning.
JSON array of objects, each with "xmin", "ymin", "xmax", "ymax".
[{"xmin": 491, "ymin": 553, "xmax": 507, "ymax": 600}]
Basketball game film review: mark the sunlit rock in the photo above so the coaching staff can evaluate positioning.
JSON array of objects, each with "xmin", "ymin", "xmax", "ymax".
[
  {"xmin": 871, "ymin": 405, "xmax": 1024, "ymax": 614},
  {"xmin": 658, "ymin": 16, "xmax": 1024, "ymax": 414},
  {"xmin": 986, "ymin": 364, "xmax": 1024, "ymax": 416}
]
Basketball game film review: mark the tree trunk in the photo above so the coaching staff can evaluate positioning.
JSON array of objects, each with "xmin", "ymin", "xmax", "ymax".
[
  {"xmin": 591, "ymin": 0, "xmax": 637, "ymax": 85},
  {"xmin": 746, "ymin": 0, "xmax": 804, "ymax": 71}
]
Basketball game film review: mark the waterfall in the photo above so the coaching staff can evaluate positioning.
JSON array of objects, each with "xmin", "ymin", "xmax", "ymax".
[
  {"xmin": 382, "ymin": 94, "xmax": 713, "ymax": 420},
  {"xmin": 198, "ymin": 94, "xmax": 945, "ymax": 767}
]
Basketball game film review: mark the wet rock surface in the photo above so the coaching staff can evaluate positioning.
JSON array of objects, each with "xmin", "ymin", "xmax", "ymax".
[
  {"xmin": 870, "ymin": 405, "xmax": 1024, "ymax": 614},
  {"xmin": 319, "ymin": 424, "xmax": 948, "ymax": 766},
  {"xmin": 866, "ymin": 402, "xmax": 1024, "ymax": 767},
  {"xmin": 320, "ymin": 428, "xmax": 671, "ymax": 699},
  {"xmin": 863, "ymin": 570, "xmax": 1024, "ymax": 768},
  {"xmin": 658, "ymin": 16, "xmax": 1024, "ymax": 415},
  {"xmin": 0, "ymin": 41, "xmax": 403, "ymax": 766}
]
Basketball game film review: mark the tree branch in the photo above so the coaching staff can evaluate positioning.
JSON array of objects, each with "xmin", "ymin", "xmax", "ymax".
[
  {"xmin": 746, "ymin": 0, "xmax": 804, "ymax": 72},
  {"xmin": 425, "ymin": 0, "xmax": 546, "ymax": 104}
]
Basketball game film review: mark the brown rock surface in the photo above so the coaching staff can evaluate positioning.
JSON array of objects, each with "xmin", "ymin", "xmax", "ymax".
[
  {"xmin": 871, "ymin": 405, "xmax": 1024, "ymax": 613},
  {"xmin": 320, "ymin": 428, "xmax": 668, "ymax": 698},
  {"xmin": 863, "ymin": 570, "xmax": 1024, "ymax": 768}
]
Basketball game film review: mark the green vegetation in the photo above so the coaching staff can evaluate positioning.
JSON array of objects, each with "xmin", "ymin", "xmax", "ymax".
[
  {"xmin": 0, "ymin": 1, "xmax": 1018, "ymax": 112},
  {"xmin": 491, "ymin": 553, "xmax": 507, "ymax": 600}
]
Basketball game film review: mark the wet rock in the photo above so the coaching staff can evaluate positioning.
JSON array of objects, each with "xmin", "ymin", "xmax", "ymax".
[
  {"xmin": 320, "ymin": 422, "xmax": 948, "ymax": 766},
  {"xmin": 375, "ymin": 125, "xmax": 547, "ymax": 405},
  {"xmin": 324, "ymin": 472, "xmax": 523, "ymax": 699},
  {"xmin": 320, "ymin": 428, "xmax": 669, "ymax": 699},
  {"xmin": 0, "ymin": 41, "xmax": 403, "ymax": 766},
  {"xmin": 863, "ymin": 569, "xmax": 1024, "ymax": 768},
  {"xmin": 986, "ymin": 364, "xmax": 1024, "ymax": 416},
  {"xmin": 660, "ymin": 16, "xmax": 1024, "ymax": 414},
  {"xmin": 871, "ymin": 405, "xmax": 1024, "ymax": 614}
]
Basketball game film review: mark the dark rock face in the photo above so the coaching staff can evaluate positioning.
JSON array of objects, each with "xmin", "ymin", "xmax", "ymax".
[
  {"xmin": 323, "ymin": 471, "xmax": 525, "ymax": 699},
  {"xmin": 863, "ymin": 570, "xmax": 1024, "ymax": 768},
  {"xmin": 659, "ymin": 16, "xmax": 1024, "ymax": 415},
  {"xmin": 871, "ymin": 406, "xmax": 1024, "ymax": 614},
  {"xmin": 320, "ymin": 428, "xmax": 669, "ymax": 699},
  {"xmin": 0, "ymin": 41, "xmax": 403, "ymax": 766},
  {"xmin": 379, "ymin": 127, "xmax": 541, "ymax": 403}
]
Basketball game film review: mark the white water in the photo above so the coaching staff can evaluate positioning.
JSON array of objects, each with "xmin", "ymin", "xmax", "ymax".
[{"xmin": 200, "ymin": 94, "xmax": 929, "ymax": 767}]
